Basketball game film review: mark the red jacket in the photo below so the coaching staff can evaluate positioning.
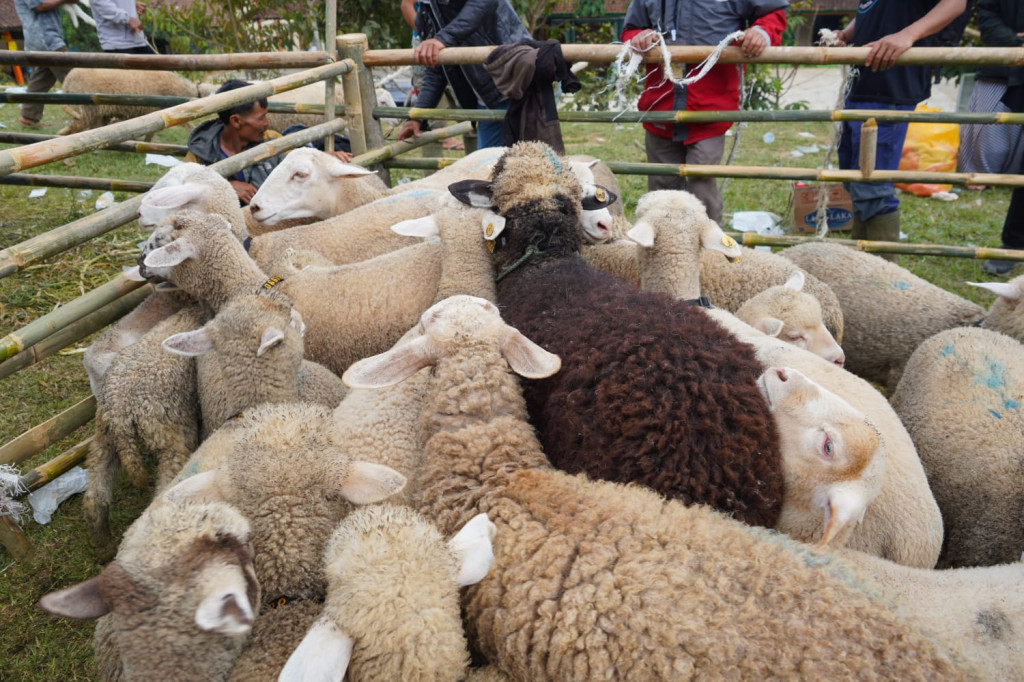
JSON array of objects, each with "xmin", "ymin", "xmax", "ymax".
[{"xmin": 621, "ymin": 8, "xmax": 787, "ymax": 144}]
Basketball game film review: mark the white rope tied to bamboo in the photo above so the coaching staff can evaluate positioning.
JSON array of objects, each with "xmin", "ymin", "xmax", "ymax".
[
  {"xmin": 0, "ymin": 464, "xmax": 26, "ymax": 523},
  {"xmin": 664, "ymin": 30, "xmax": 745, "ymax": 86}
]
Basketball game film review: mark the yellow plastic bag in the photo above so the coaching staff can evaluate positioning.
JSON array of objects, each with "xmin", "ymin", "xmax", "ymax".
[{"xmin": 895, "ymin": 104, "xmax": 959, "ymax": 197}]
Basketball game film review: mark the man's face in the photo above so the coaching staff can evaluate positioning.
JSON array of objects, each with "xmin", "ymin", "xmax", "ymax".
[{"xmin": 232, "ymin": 102, "xmax": 269, "ymax": 144}]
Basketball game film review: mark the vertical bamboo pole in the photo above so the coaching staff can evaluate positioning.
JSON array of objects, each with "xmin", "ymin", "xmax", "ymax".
[
  {"xmin": 339, "ymin": 35, "xmax": 368, "ymax": 157},
  {"xmin": 338, "ymin": 34, "xmax": 390, "ymax": 183},
  {"xmin": 859, "ymin": 118, "xmax": 878, "ymax": 179},
  {"xmin": 324, "ymin": 0, "xmax": 338, "ymax": 153}
]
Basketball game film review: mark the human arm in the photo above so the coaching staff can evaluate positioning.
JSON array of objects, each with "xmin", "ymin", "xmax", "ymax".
[
  {"xmin": 862, "ymin": 0, "xmax": 967, "ymax": 71},
  {"xmin": 401, "ymin": 0, "xmax": 417, "ymax": 30},
  {"xmin": 434, "ymin": 0, "xmax": 499, "ymax": 47},
  {"xmin": 622, "ymin": 0, "xmax": 657, "ymax": 51},
  {"xmin": 32, "ymin": 0, "xmax": 78, "ymax": 13},
  {"xmin": 976, "ymin": 0, "xmax": 1024, "ymax": 46},
  {"xmin": 230, "ymin": 180, "xmax": 257, "ymax": 205},
  {"xmin": 735, "ymin": 7, "xmax": 787, "ymax": 57}
]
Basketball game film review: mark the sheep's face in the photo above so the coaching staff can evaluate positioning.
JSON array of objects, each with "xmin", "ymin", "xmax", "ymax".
[
  {"xmin": 139, "ymin": 164, "xmax": 237, "ymax": 231},
  {"xmin": 630, "ymin": 189, "xmax": 743, "ymax": 261},
  {"xmin": 739, "ymin": 283, "xmax": 845, "ymax": 367},
  {"xmin": 757, "ymin": 366, "xmax": 882, "ymax": 547},
  {"xmin": 138, "ymin": 210, "xmax": 234, "ymax": 281},
  {"xmin": 249, "ymin": 148, "xmax": 376, "ymax": 224}
]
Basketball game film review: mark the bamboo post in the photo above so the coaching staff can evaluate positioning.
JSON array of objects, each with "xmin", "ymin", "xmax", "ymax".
[
  {"xmin": 859, "ymin": 118, "xmax": 877, "ymax": 179},
  {"xmin": 0, "ymin": 515, "xmax": 32, "ymax": 560},
  {"xmin": 338, "ymin": 35, "xmax": 370, "ymax": 157},
  {"xmin": 0, "ymin": 174, "xmax": 152, "ymax": 193},
  {"xmin": 0, "ymin": 117, "xmax": 349, "ymax": 280},
  {"xmin": 353, "ymin": 121, "xmax": 474, "ymax": 166},
  {"xmin": 739, "ymin": 233, "xmax": 1024, "ymax": 260},
  {"xmin": 325, "ymin": 0, "xmax": 338, "ymax": 154},
  {"xmin": 0, "ymin": 132, "xmax": 188, "ymax": 156},
  {"xmin": 0, "ymin": 91, "xmax": 333, "ymax": 116},
  {"xmin": 0, "ymin": 60, "xmax": 354, "ymax": 177},
  {"xmin": 0, "ymin": 50, "xmax": 332, "ymax": 70},
  {"xmin": 373, "ymin": 105, "xmax": 1024, "ymax": 126},
  {"xmin": 0, "ymin": 397, "xmax": 96, "ymax": 466},
  {"xmin": 339, "ymin": 34, "xmax": 388, "ymax": 183},
  {"xmin": 14, "ymin": 438, "xmax": 91, "ymax": 496},
  {"xmin": 0, "ymin": 286, "xmax": 152, "ymax": 381},
  {"xmin": 0, "ymin": 276, "xmax": 145, "ymax": 362},
  {"xmin": 363, "ymin": 44, "xmax": 1024, "ymax": 68}
]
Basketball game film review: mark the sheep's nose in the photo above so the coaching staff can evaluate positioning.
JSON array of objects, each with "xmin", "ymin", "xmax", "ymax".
[
  {"xmin": 833, "ymin": 354, "xmax": 846, "ymax": 368},
  {"xmin": 596, "ymin": 220, "xmax": 611, "ymax": 235},
  {"xmin": 249, "ymin": 201, "xmax": 261, "ymax": 215},
  {"xmin": 774, "ymin": 368, "xmax": 788, "ymax": 382}
]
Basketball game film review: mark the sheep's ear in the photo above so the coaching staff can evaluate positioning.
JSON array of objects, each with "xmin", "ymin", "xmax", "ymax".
[
  {"xmin": 626, "ymin": 220, "xmax": 655, "ymax": 247},
  {"xmin": 449, "ymin": 179, "xmax": 495, "ymax": 208},
  {"xmin": 38, "ymin": 576, "xmax": 109, "ymax": 619},
  {"xmin": 257, "ymin": 326, "xmax": 286, "ymax": 357},
  {"xmin": 323, "ymin": 156, "xmax": 375, "ymax": 178},
  {"xmin": 586, "ymin": 159, "xmax": 599, "ymax": 169},
  {"xmin": 700, "ymin": 223, "xmax": 743, "ymax": 261},
  {"xmin": 783, "ymin": 270, "xmax": 806, "ymax": 291},
  {"xmin": 340, "ymin": 461, "xmax": 406, "ymax": 505},
  {"xmin": 580, "ymin": 184, "xmax": 617, "ymax": 210},
  {"xmin": 143, "ymin": 183, "xmax": 205, "ymax": 209},
  {"xmin": 288, "ymin": 309, "xmax": 306, "ymax": 338},
  {"xmin": 143, "ymin": 239, "xmax": 198, "ymax": 268},
  {"xmin": 163, "ymin": 470, "xmax": 225, "ymax": 504},
  {"xmin": 391, "ymin": 215, "xmax": 439, "ymax": 238},
  {"xmin": 967, "ymin": 280, "xmax": 1023, "ymax": 300},
  {"xmin": 162, "ymin": 328, "xmax": 214, "ymax": 357},
  {"xmin": 278, "ymin": 618, "xmax": 354, "ymax": 682},
  {"xmin": 342, "ymin": 337, "xmax": 434, "ymax": 388},
  {"xmin": 448, "ymin": 513, "xmax": 497, "ymax": 587},
  {"xmin": 501, "ymin": 329, "xmax": 561, "ymax": 379},
  {"xmin": 194, "ymin": 568, "xmax": 255, "ymax": 635},
  {"xmin": 754, "ymin": 317, "xmax": 785, "ymax": 338}
]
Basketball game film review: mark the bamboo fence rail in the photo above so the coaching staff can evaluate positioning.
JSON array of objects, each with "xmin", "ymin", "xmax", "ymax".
[
  {"xmin": 0, "ymin": 131, "xmax": 187, "ymax": 155},
  {"xmin": 353, "ymin": 121, "xmax": 474, "ymax": 166},
  {"xmin": 374, "ymin": 105, "xmax": 1024, "ymax": 126},
  {"xmin": 0, "ymin": 59, "xmax": 353, "ymax": 177},
  {"xmin": 0, "ymin": 92, "xmax": 333, "ymax": 115},
  {"xmin": 14, "ymin": 438, "xmax": 91, "ymax": 496},
  {"xmin": 0, "ymin": 174, "xmax": 152, "ymax": 193},
  {"xmin": 0, "ymin": 116, "xmax": 348, "ymax": 280},
  {"xmin": 0, "ymin": 286, "xmax": 152, "ymax": 381},
  {"xmin": 0, "ymin": 50, "xmax": 332, "ymax": 70},
  {"xmin": 364, "ymin": 44, "xmax": 1024, "ymax": 68},
  {"xmin": 0, "ymin": 396, "xmax": 95, "ymax": 466},
  {"xmin": 739, "ymin": 234, "xmax": 1024, "ymax": 260}
]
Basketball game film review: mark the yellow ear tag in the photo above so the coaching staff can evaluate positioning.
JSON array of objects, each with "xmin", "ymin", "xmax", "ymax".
[
  {"xmin": 721, "ymin": 235, "xmax": 737, "ymax": 248},
  {"xmin": 486, "ymin": 239, "xmax": 495, "ymax": 253},
  {"xmin": 594, "ymin": 187, "xmax": 607, "ymax": 203},
  {"xmin": 485, "ymin": 222, "xmax": 495, "ymax": 238}
]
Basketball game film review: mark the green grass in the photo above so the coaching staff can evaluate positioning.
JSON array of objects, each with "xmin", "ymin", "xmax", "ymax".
[{"xmin": 0, "ymin": 74, "xmax": 1013, "ymax": 680}]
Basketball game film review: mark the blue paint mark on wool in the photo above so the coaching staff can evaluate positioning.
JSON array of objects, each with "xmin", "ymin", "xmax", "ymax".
[
  {"xmin": 377, "ymin": 189, "xmax": 438, "ymax": 206},
  {"xmin": 1006, "ymin": 398, "xmax": 1020, "ymax": 410},
  {"xmin": 542, "ymin": 147, "xmax": 564, "ymax": 174},
  {"xmin": 977, "ymin": 357, "xmax": 1008, "ymax": 390},
  {"xmin": 940, "ymin": 344, "xmax": 955, "ymax": 357},
  {"xmin": 892, "ymin": 280, "xmax": 910, "ymax": 290},
  {"xmin": 990, "ymin": 409, "xmax": 1003, "ymax": 419}
]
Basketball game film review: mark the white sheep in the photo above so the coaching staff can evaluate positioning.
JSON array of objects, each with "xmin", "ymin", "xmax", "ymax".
[
  {"xmin": 343, "ymin": 294, "xmax": 1017, "ymax": 680},
  {"xmin": 39, "ymin": 497, "xmax": 260, "ymax": 681},
  {"xmin": 969, "ymin": 274, "xmax": 1024, "ymax": 342},
  {"xmin": 783, "ymin": 240, "xmax": 986, "ymax": 388},
  {"xmin": 890, "ymin": 325, "xmax": 1024, "ymax": 568},
  {"xmin": 57, "ymin": 68, "xmax": 201, "ymax": 136},
  {"xmin": 279, "ymin": 506, "xmax": 496, "ymax": 682}
]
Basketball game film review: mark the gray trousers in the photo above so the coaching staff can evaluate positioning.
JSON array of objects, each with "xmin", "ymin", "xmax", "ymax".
[
  {"xmin": 645, "ymin": 131, "xmax": 725, "ymax": 225},
  {"xmin": 21, "ymin": 47, "xmax": 70, "ymax": 124}
]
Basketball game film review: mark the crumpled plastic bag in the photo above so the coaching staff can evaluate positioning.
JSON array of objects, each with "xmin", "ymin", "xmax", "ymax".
[
  {"xmin": 27, "ymin": 466, "xmax": 88, "ymax": 525},
  {"xmin": 896, "ymin": 104, "xmax": 959, "ymax": 197},
  {"xmin": 730, "ymin": 211, "xmax": 783, "ymax": 252}
]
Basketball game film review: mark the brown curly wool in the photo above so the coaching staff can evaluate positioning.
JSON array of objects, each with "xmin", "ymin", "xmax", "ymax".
[{"xmin": 490, "ymin": 142, "xmax": 783, "ymax": 527}]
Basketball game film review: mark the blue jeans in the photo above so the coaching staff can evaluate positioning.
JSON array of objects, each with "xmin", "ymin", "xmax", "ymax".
[
  {"xmin": 476, "ymin": 100, "xmax": 509, "ymax": 149},
  {"xmin": 838, "ymin": 100, "xmax": 916, "ymax": 221}
]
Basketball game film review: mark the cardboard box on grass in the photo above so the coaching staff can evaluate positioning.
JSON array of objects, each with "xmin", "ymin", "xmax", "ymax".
[{"xmin": 790, "ymin": 182, "xmax": 853, "ymax": 233}]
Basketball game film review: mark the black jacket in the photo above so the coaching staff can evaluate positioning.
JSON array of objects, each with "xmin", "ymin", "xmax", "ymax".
[
  {"xmin": 415, "ymin": 0, "xmax": 531, "ymax": 111},
  {"xmin": 977, "ymin": 0, "xmax": 1024, "ymax": 87}
]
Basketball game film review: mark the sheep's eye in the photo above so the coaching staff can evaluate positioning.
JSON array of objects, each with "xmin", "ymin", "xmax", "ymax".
[
  {"xmin": 821, "ymin": 434, "xmax": 834, "ymax": 460},
  {"xmin": 293, "ymin": 170, "xmax": 310, "ymax": 181}
]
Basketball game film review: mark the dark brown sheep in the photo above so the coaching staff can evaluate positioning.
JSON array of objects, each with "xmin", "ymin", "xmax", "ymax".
[{"xmin": 450, "ymin": 141, "xmax": 784, "ymax": 528}]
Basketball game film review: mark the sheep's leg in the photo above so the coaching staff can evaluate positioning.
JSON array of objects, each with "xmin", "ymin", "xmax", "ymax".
[{"xmin": 82, "ymin": 420, "xmax": 121, "ymax": 561}]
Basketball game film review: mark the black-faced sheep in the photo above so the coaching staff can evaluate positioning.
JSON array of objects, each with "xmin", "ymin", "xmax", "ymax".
[
  {"xmin": 343, "ymin": 295, "xmax": 990, "ymax": 681},
  {"xmin": 890, "ymin": 326, "xmax": 1024, "ymax": 568},
  {"xmin": 447, "ymin": 141, "xmax": 784, "ymax": 528}
]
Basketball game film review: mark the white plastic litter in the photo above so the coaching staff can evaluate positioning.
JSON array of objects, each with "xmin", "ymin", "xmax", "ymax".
[
  {"xmin": 0, "ymin": 122, "xmax": 6, "ymax": 128},
  {"xmin": 4, "ymin": 86, "xmax": 27, "ymax": 94},
  {"xmin": 95, "ymin": 191, "xmax": 116, "ymax": 210},
  {"xmin": 27, "ymin": 466, "xmax": 88, "ymax": 525},
  {"xmin": 930, "ymin": 191, "xmax": 959, "ymax": 202},
  {"xmin": 145, "ymin": 153, "xmax": 184, "ymax": 168},
  {"xmin": 790, "ymin": 150, "xmax": 805, "ymax": 158},
  {"xmin": 730, "ymin": 211, "xmax": 784, "ymax": 250},
  {"xmin": 798, "ymin": 131, "xmax": 816, "ymax": 138},
  {"xmin": 796, "ymin": 144, "xmax": 820, "ymax": 154},
  {"xmin": 28, "ymin": 188, "xmax": 47, "ymax": 198},
  {"xmin": 79, "ymin": 189, "xmax": 93, "ymax": 198},
  {"xmin": 762, "ymin": 132, "xmax": 775, "ymax": 144}
]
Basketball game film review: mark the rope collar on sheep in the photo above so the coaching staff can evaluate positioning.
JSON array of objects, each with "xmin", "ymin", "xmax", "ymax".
[{"xmin": 495, "ymin": 244, "xmax": 541, "ymax": 283}]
